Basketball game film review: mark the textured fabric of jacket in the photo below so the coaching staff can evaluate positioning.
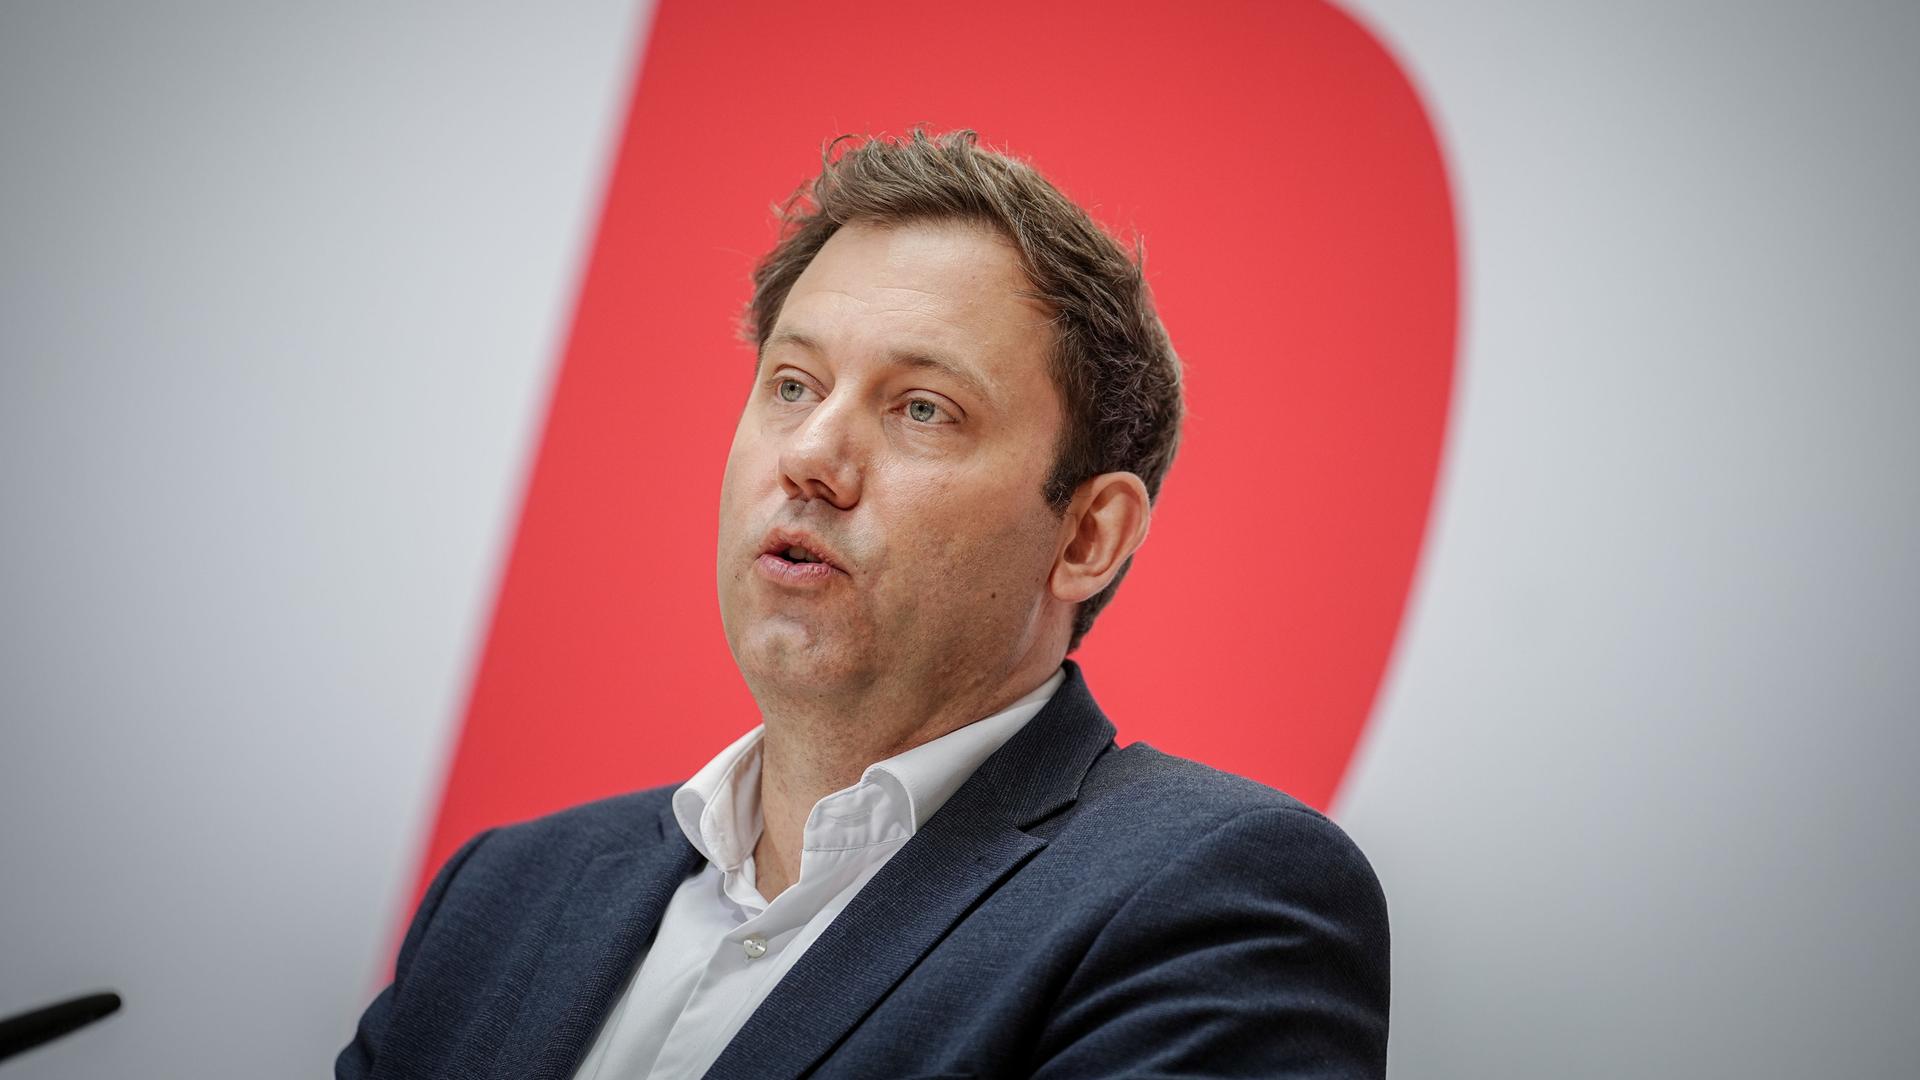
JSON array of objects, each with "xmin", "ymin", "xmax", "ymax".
[{"xmin": 337, "ymin": 662, "xmax": 1390, "ymax": 1079}]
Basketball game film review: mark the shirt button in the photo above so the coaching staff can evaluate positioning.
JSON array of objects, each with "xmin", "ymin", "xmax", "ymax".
[{"xmin": 742, "ymin": 936, "xmax": 767, "ymax": 960}]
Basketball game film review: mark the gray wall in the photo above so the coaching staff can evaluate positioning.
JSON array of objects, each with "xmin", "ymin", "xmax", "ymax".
[
  {"xmin": 2, "ymin": 2, "xmax": 1914, "ymax": 1077},
  {"xmin": 1338, "ymin": 2, "xmax": 1920, "ymax": 1076},
  {"xmin": 0, "ymin": 3, "xmax": 643, "ymax": 1075}
]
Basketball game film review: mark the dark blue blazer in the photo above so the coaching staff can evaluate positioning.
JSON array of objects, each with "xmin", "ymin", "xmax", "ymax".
[{"xmin": 339, "ymin": 663, "xmax": 1389, "ymax": 1078}]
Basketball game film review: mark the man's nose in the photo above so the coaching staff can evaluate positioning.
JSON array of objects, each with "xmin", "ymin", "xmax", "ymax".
[{"xmin": 777, "ymin": 394, "xmax": 863, "ymax": 509}]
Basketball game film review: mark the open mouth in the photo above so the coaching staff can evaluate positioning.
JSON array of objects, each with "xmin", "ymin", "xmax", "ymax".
[
  {"xmin": 775, "ymin": 544, "xmax": 826, "ymax": 565},
  {"xmin": 757, "ymin": 530, "xmax": 844, "ymax": 581}
]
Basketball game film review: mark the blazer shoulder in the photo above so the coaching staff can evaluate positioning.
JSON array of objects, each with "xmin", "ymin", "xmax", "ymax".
[
  {"xmin": 1080, "ymin": 740, "xmax": 1326, "ymax": 823},
  {"xmin": 1070, "ymin": 742, "xmax": 1379, "ymax": 885},
  {"xmin": 465, "ymin": 783, "xmax": 682, "ymax": 873},
  {"xmin": 1033, "ymin": 746, "xmax": 1391, "ymax": 1076}
]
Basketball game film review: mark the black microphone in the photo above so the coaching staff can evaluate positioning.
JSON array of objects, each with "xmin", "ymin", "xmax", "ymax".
[{"xmin": 0, "ymin": 991, "xmax": 122, "ymax": 1062}]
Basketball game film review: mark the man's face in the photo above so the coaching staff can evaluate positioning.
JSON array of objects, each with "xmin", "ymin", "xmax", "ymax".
[{"xmin": 717, "ymin": 219, "xmax": 1067, "ymax": 705}]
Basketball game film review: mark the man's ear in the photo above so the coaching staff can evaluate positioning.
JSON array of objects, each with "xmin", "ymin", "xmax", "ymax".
[{"xmin": 1050, "ymin": 472, "xmax": 1151, "ymax": 604}]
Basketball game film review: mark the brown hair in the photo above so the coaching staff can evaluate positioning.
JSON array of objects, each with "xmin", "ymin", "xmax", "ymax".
[{"xmin": 746, "ymin": 129, "xmax": 1183, "ymax": 652}]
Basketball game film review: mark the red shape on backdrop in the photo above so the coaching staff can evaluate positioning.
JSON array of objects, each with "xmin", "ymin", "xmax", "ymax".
[{"xmin": 412, "ymin": 0, "xmax": 1456, "ymax": 912}]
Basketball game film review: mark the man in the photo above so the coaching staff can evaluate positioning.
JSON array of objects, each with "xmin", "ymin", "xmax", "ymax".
[{"xmin": 340, "ymin": 130, "xmax": 1388, "ymax": 1079}]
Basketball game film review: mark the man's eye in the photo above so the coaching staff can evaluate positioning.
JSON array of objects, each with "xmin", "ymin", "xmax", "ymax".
[
  {"xmin": 777, "ymin": 379, "xmax": 806, "ymax": 403},
  {"xmin": 906, "ymin": 399, "xmax": 940, "ymax": 423}
]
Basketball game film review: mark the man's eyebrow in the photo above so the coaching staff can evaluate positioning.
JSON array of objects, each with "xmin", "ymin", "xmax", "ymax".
[
  {"xmin": 888, "ymin": 351, "xmax": 994, "ymax": 407},
  {"xmin": 760, "ymin": 329, "xmax": 995, "ymax": 407},
  {"xmin": 757, "ymin": 328, "xmax": 817, "ymax": 373},
  {"xmin": 761, "ymin": 329, "xmax": 818, "ymax": 357}
]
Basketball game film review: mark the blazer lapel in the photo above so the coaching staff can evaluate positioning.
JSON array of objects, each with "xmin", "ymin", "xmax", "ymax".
[
  {"xmin": 484, "ymin": 799, "xmax": 702, "ymax": 1080},
  {"xmin": 705, "ymin": 662, "xmax": 1117, "ymax": 1080}
]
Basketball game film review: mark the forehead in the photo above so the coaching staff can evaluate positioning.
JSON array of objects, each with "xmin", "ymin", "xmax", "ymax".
[{"xmin": 767, "ymin": 219, "xmax": 1056, "ymax": 398}]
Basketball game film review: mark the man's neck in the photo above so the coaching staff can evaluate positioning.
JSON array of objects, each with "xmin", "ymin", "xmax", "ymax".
[{"xmin": 747, "ymin": 656, "xmax": 1058, "ymax": 901}]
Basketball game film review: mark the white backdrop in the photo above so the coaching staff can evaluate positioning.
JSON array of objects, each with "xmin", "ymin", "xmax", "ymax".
[
  {"xmin": 2, "ymin": 3, "xmax": 1915, "ymax": 1077},
  {"xmin": 0, "ymin": 2, "xmax": 645, "ymax": 1074},
  {"xmin": 1339, "ymin": 3, "xmax": 1920, "ymax": 1075}
]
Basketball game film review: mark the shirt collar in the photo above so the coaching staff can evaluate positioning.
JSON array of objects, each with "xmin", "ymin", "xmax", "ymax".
[
  {"xmin": 671, "ymin": 724, "xmax": 764, "ymax": 871},
  {"xmin": 670, "ymin": 666, "xmax": 1066, "ymax": 866}
]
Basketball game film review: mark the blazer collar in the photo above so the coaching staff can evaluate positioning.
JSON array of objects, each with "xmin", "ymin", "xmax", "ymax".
[
  {"xmin": 485, "ymin": 802, "xmax": 701, "ymax": 1080},
  {"xmin": 962, "ymin": 660, "xmax": 1117, "ymax": 829},
  {"xmin": 704, "ymin": 659, "xmax": 1118, "ymax": 1080}
]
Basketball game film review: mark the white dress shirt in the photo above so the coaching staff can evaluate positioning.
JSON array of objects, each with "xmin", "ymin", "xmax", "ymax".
[{"xmin": 569, "ymin": 667, "xmax": 1066, "ymax": 1080}]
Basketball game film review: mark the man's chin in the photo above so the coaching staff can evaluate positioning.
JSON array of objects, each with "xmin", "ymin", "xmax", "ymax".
[{"xmin": 733, "ymin": 622, "xmax": 876, "ymax": 696}]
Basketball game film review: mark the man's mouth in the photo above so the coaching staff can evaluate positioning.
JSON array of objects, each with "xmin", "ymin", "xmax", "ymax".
[{"xmin": 757, "ymin": 529, "xmax": 846, "ymax": 579}]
